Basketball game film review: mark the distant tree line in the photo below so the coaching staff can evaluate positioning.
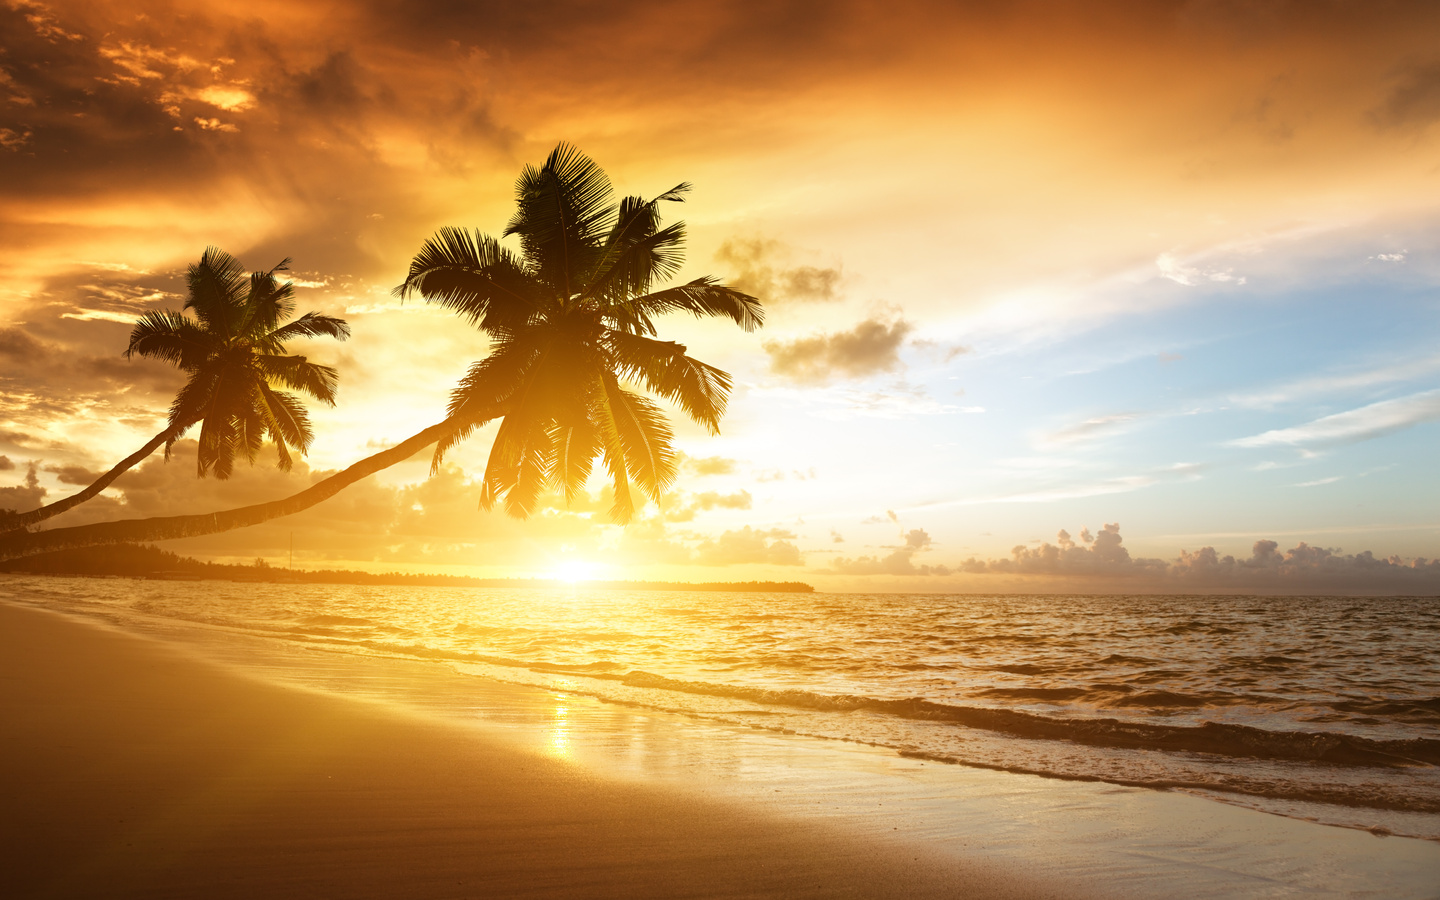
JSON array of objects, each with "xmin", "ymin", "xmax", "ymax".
[{"xmin": 0, "ymin": 543, "xmax": 813, "ymax": 592}]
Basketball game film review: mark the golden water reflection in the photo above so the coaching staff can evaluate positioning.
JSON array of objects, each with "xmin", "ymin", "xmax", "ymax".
[{"xmin": 549, "ymin": 693, "xmax": 571, "ymax": 758}]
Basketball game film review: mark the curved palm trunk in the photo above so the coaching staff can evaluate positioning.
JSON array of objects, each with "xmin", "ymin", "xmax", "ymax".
[
  {"xmin": 0, "ymin": 430, "xmax": 173, "ymax": 534},
  {"xmin": 0, "ymin": 420, "xmax": 457, "ymax": 562}
]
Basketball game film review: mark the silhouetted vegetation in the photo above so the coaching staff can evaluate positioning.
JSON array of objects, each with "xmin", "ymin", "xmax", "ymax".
[
  {"xmin": 0, "ymin": 145, "xmax": 760, "ymax": 561},
  {"xmin": 397, "ymin": 143, "xmax": 762, "ymax": 523},
  {"xmin": 0, "ymin": 249, "xmax": 348, "ymax": 535},
  {"xmin": 0, "ymin": 544, "xmax": 812, "ymax": 592}
]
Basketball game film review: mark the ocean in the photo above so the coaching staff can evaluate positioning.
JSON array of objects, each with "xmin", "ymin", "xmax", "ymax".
[{"xmin": 5, "ymin": 576, "xmax": 1437, "ymax": 841}]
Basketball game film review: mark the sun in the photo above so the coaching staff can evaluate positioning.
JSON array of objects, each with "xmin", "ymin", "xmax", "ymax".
[{"xmin": 549, "ymin": 559, "xmax": 599, "ymax": 584}]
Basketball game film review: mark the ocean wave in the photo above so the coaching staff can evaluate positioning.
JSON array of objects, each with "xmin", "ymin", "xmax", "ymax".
[
  {"xmin": 220, "ymin": 627, "xmax": 1440, "ymax": 771},
  {"xmin": 603, "ymin": 670, "xmax": 1440, "ymax": 769}
]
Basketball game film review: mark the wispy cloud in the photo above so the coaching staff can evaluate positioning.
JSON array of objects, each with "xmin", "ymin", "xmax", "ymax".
[
  {"xmin": 1043, "ymin": 412, "xmax": 1142, "ymax": 446},
  {"xmin": 1231, "ymin": 356, "xmax": 1440, "ymax": 409},
  {"xmin": 754, "ymin": 382, "xmax": 969, "ymax": 420},
  {"xmin": 1231, "ymin": 389, "xmax": 1440, "ymax": 448},
  {"xmin": 988, "ymin": 475, "xmax": 1159, "ymax": 503},
  {"xmin": 1155, "ymin": 252, "xmax": 1246, "ymax": 287}
]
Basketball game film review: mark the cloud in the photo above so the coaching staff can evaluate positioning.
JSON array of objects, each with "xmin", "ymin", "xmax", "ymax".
[
  {"xmin": 764, "ymin": 317, "xmax": 911, "ymax": 384},
  {"xmin": 0, "ymin": 455, "xmax": 13, "ymax": 470},
  {"xmin": 958, "ymin": 523, "xmax": 1164, "ymax": 576},
  {"xmin": 987, "ymin": 475, "xmax": 1160, "ymax": 504},
  {"xmin": 714, "ymin": 238, "xmax": 842, "ymax": 304},
  {"xmin": 1375, "ymin": 62, "xmax": 1440, "ymax": 128},
  {"xmin": 662, "ymin": 489, "xmax": 752, "ymax": 523},
  {"xmin": 1230, "ymin": 357, "xmax": 1440, "ymax": 409},
  {"xmin": 1230, "ymin": 389, "xmax": 1440, "ymax": 448},
  {"xmin": 831, "ymin": 527, "xmax": 951, "ymax": 576},
  {"xmin": 0, "ymin": 461, "xmax": 45, "ymax": 513},
  {"xmin": 1155, "ymin": 252, "xmax": 1246, "ymax": 286},
  {"xmin": 1044, "ymin": 412, "xmax": 1142, "ymax": 445},
  {"xmin": 45, "ymin": 463, "xmax": 101, "ymax": 485},
  {"xmin": 692, "ymin": 526, "xmax": 802, "ymax": 566},
  {"xmin": 682, "ymin": 454, "xmax": 737, "ymax": 476},
  {"xmin": 753, "ymin": 383, "xmax": 967, "ymax": 420},
  {"xmin": 948, "ymin": 524, "xmax": 1440, "ymax": 594}
]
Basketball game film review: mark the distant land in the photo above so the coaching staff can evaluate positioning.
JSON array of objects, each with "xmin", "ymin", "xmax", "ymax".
[{"xmin": 0, "ymin": 543, "xmax": 815, "ymax": 593}]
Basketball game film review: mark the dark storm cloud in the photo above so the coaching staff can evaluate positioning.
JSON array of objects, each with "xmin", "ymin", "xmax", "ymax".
[
  {"xmin": 0, "ymin": 456, "xmax": 13, "ymax": 470},
  {"xmin": 764, "ymin": 317, "xmax": 912, "ymax": 384}
]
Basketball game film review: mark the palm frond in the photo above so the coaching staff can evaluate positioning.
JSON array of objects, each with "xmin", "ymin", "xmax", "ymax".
[
  {"xmin": 256, "ymin": 354, "xmax": 340, "ymax": 404},
  {"xmin": 583, "ymin": 222, "xmax": 687, "ymax": 308},
  {"xmin": 394, "ymin": 228, "xmax": 547, "ymax": 333},
  {"xmin": 257, "ymin": 383, "xmax": 313, "ymax": 470},
  {"xmin": 163, "ymin": 371, "xmax": 216, "ymax": 451},
  {"xmin": 263, "ymin": 312, "xmax": 351, "ymax": 346},
  {"xmin": 185, "ymin": 246, "xmax": 248, "ymax": 336},
  {"xmin": 125, "ymin": 310, "xmax": 214, "ymax": 369},
  {"xmin": 549, "ymin": 421, "xmax": 597, "ymax": 503},
  {"xmin": 590, "ymin": 380, "xmax": 636, "ymax": 524},
  {"xmin": 605, "ymin": 330, "xmax": 732, "ymax": 433},
  {"xmin": 601, "ymin": 373, "xmax": 677, "ymax": 504},
  {"xmin": 504, "ymin": 142, "xmax": 616, "ymax": 300},
  {"xmin": 617, "ymin": 277, "xmax": 764, "ymax": 334},
  {"xmin": 240, "ymin": 265, "xmax": 297, "ymax": 338}
]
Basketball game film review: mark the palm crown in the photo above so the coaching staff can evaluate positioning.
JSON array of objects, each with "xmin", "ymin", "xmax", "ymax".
[
  {"xmin": 396, "ymin": 143, "xmax": 763, "ymax": 523},
  {"xmin": 126, "ymin": 248, "xmax": 351, "ymax": 478}
]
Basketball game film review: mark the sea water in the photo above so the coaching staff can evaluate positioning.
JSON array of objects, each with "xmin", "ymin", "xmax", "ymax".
[{"xmin": 5, "ymin": 576, "xmax": 1437, "ymax": 840}]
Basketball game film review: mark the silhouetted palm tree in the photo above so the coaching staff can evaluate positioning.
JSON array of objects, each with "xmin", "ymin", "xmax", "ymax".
[
  {"xmin": 0, "ymin": 249, "xmax": 348, "ymax": 533},
  {"xmin": 0, "ymin": 145, "xmax": 759, "ymax": 558},
  {"xmin": 395, "ymin": 143, "xmax": 762, "ymax": 522}
]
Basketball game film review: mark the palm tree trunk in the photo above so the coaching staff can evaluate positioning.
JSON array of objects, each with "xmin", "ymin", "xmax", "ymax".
[
  {"xmin": 0, "ymin": 420, "xmax": 457, "ymax": 562},
  {"xmin": 0, "ymin": 430, "xmax": 174, "ymax": 534}
]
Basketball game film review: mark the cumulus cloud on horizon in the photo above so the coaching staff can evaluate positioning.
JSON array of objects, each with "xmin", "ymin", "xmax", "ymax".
[
  {"xmin": 952, "ymin": 523, "xmax": 1440, "ymax": 593},
  {"xmin": 831, "ymin": 527, "xmax": 951, "ymax": 576}
]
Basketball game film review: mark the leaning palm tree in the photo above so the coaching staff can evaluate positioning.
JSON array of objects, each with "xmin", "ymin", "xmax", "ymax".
[
  {"xmin": 0, "ymin": 144, "xmax": 759, "ymax": 558},
  {"xmin": 0, "ymin": 249, "xmax": 348, "ymax": 533},
  {"xmin": 394, "ymin": 142, "xmax": 762, "ymax": 522}
]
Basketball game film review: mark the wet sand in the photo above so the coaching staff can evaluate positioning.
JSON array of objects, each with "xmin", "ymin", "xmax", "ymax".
[{"xmin": 0, "ymin": 602, "xmax": 1065, "ymax": 899}]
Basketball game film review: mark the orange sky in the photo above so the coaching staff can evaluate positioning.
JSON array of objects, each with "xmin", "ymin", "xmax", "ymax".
[{"xmin": 5, "ymin": 0, "xmax": 1440, "ymax": 590}]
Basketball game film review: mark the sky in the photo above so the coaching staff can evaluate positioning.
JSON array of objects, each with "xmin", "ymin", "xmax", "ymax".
[{"xmin": 3, "ymin": 0, "xmax": 1440, "ymax": 592}]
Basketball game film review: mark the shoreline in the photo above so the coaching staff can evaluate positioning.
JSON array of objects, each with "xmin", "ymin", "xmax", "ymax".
[
  {"xmin": 4, "ymin": 597, "xmax": 1439, "ymax": 897},
  {"xmin": 0, "ymin": 600, "xmax": 1066, "ymax": 899}
]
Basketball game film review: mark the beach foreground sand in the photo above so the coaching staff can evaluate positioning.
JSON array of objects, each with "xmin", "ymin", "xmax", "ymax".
[{"xmin": 0, "ymin": 602, "xmax": 1068, "ymax": 899}]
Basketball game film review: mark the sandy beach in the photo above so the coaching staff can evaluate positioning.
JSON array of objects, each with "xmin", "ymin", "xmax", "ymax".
[{"xmin": 0, "ymin": 601, "xmax": 1068, "ymax": 899}]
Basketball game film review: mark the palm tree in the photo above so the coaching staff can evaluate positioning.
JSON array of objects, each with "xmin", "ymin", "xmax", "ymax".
[
  {"xmin": 394, "ymin": 143, "xmax": 762, "ymax": 522},
  {"xmin": 0, "ymin": 144, "xmax": 759, "ymax": 559},
  {"xmin": 0, "ymin": 249, "xmax": 349, "ymax": 534}
]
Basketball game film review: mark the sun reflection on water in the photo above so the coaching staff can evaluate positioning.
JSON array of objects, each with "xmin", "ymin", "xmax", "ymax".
[{"xmin": 549, "ymin": 693, "xmax": 571, "ymax": 758}]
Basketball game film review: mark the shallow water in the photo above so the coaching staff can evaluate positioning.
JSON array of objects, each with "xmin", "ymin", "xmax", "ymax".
[{"xmin": 5, "ymin": 576, "xmax": 1438, "ymax": 839}]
